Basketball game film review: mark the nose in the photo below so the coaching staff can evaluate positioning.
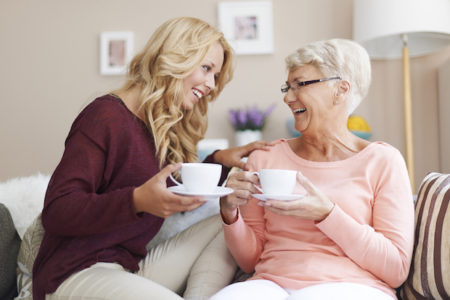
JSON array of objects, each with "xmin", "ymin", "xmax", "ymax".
[
  {"xmin": 205, "ymin": 73, "xmax": 215, "ymax": 94},
  {"xmin": 283, "ymin": 89, "xmax": 296, "ymax": 104}
]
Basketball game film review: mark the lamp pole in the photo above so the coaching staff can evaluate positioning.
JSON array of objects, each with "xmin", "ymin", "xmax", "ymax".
[{"xmin": 402, "ymin": 34, "xmax": 415, "ymax": 192}]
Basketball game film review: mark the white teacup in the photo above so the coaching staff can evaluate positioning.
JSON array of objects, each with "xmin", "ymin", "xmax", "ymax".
[
  {"xmin": 170, "ymin": 163, "xmax": 222, "ymax": 194},
  {"xmin": 253, "ymin": 169, "xmax": 298, "ymax": 195}
]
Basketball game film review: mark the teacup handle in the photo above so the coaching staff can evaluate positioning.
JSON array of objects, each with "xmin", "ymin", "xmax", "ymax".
[
  {"xmin": 169, "ymin": 174, "xmax": 182, "ymax": 186},
  {"xmin": 251, "ymin": 172, "xmax": 264, "ymax": 193},
  {"xmin": 252, "ymin": 170, "xmax": 302, "ymax": 194}
]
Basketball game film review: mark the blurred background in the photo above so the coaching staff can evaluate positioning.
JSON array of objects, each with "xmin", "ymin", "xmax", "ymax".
[{"xmin": 1, "ymin": 0, "xmax": 449, "ymax": 189}]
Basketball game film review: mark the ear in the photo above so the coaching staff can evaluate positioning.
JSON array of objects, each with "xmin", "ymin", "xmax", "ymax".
[
  {"xmin": 337, "ymin": 80, "xmax": 350, "ymax": 96},
  {"xmin": 333, "ymin": 80, "xmax": 350, "ymax": 104}
]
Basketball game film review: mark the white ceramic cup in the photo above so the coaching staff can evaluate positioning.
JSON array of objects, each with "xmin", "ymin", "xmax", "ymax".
[
  {"xmin": 170, "ymin": 163, "xmax": 222, "ymax": 194},
  {"xmin": 253, "ymin": 169, "xmax": 298, "ymax": 195}
]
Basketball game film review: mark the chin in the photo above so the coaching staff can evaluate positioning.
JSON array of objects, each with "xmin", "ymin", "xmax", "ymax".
[{"xmin": 181, "ymin": 102, "xmax": 194, "ymax": 111}]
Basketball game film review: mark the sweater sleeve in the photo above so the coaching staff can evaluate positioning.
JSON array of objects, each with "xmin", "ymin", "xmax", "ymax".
[
  {"xmin": 223, "ymin": 198, "xmax": 266, "ymax": 273},
  {"xmin": 316, "ymin": 149, "xmax": 415, "ymax": 287},
  {"xmin": 42, "ymin": 100, "xmax": 142, "ymax": 237},
  {"xmin": 221, "ymin": 152, "xmax": 267, "ymax": 273}
]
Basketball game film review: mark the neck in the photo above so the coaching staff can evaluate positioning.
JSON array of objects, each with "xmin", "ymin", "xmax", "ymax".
[
  {"xmin": 115, "ymin": 86, "xmax": 146, "ymax": 121},
  {"xmin": 292, "ymin": 127, "xmax": 363, "ymax": 161}
]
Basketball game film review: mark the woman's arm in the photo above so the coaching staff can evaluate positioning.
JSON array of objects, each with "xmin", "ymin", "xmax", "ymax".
[
  {"xmin": 42, "ymin": 119, "xmax": 139, "ymax": 237},
  {"xmin": 316, "ymin": 150, "xmax": 415, "ymax": 287},
  {"xmin": 220, "ymin": 167, "xmax": 266, "ymax": 273}
]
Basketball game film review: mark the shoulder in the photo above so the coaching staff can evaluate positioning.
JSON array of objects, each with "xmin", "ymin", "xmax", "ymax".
[
  {"xmin": 247, "ymin": 139, "xmax": 288, "ymax": 169},
  {"xmin": 66, "ymin": 95, "xmax": 139, "ymax": 145},
  {"xmin": 365, "ymin": 141, "xmax": 404, "ymax": 161},
  {"xmin": 70, "ymin": 95, "xmax": 133, "ymax": 133},
  {"xmin": 76, "ymin": 95, "xmax": 129, "ymax": 124},
  {"xmin": 363, "ymin": 142, "xmax": 408, "ymax": 177}
]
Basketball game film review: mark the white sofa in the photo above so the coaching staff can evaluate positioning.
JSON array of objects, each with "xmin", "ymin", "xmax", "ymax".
[
  {"xmin": 1, "ymin": 172, "xmax": 449, "ymax": 300},
  {"xmin": 0, "ymin": 173, "xmax": 238, "ymax": 300}
]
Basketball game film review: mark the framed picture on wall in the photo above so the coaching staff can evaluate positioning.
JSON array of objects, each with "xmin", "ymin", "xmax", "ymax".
[
  {"xmin": 218, "ymin": 1, "xmax": 273, "ymax": 55},
  {"xmin": 100, "ymin": 31, "xmax": 134, "ymax": 75}
]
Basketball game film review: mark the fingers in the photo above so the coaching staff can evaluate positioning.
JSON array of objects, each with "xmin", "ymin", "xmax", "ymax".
[
  {"xmin": 180, "ymin": 198, "xmax": 205, "ymax": 212},
  {"xmin": 246, "ymin": 139, "xmax": 283, "ymax": 151},
  {"xmin": 221, "ymin": 170, "xmax": 259, "ymax": 212},
  {"xmin": 161, "ymin": 194, "xmax": 205, "ymax": 217},
  {"xmin": 154, "ymin": 163, "xmax": 182, "ymax": 186},
  {"xmin": 161, "ymin": 163, "xmax": 182, "ymax": 177},
  {"xmin": 244, "ymin": 140, "xmax": 275, "ymax": 152},
  {"xmin": 235, "ymin": 160, "xmax": 247, "ymax": 170},
  {"xmin": 297, "ymin": 171, "xmax": 317, "ymax": 195},
  {"xmin": 228, "ymin": 171, "xmax": 259, "ymax": 189}
]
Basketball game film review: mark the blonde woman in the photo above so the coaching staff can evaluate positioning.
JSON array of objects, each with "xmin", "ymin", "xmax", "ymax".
[{"xmin": 33, "ymin": 17, "xmax": 270, "ymax": 300}]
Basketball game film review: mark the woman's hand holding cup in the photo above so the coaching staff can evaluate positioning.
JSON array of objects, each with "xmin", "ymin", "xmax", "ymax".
[
  {"xmin": 133, "ymin": 163, "xmax": 206, "ymax": 218},
  {"xmin": 220, "ymin": 169, "xmax": 260, "ymax": 224},
  {"xmin": 261, "ymin": 171, "xmax": 335, "ymax": 221}
]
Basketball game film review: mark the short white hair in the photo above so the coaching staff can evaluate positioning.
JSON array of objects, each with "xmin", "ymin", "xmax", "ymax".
[{"xmin": 285, "ymin": 38, "xmax": 371, "ymax": 115}]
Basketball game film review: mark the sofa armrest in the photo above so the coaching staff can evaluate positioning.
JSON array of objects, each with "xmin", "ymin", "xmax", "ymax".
[
  {"xmin": 0, "ymin": 203, "xmax": 21, "ymax": 300},
  {"xmin": 183, "ymin": 229, "xmax": 237, "ymax": 300}
]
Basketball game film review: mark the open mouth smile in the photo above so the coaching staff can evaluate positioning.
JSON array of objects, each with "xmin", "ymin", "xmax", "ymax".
[
  {"xmin": 293, "ymin": 108, "xmax": 306, "ymax": 114},
  {"xmin": 192, "ymin": 89, "xmax": 203, "ymax": 100}
]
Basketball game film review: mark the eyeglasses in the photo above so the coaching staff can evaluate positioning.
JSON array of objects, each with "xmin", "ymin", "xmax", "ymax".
[{"xmin": 281, "ymin": 76, "xmax": 341, "ymax": 93}]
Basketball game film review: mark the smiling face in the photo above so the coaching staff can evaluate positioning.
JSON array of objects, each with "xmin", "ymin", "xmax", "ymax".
[
  {"xmin": 283, "ymin": 64, "xmax": 339, "ymax": 134},
  {"xmin": 181, "ymin": 42, "xmax": 225, "ymax": 110}
]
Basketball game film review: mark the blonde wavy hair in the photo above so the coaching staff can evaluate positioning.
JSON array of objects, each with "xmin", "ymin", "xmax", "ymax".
[{"xmin": 114, "ymin": 17, "xmax": 234, "ymax": 168}]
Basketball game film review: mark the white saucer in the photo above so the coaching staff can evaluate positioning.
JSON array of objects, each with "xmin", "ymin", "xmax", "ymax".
[
  {"xmin": 252, "ymin": 193, "xmax": 305, "ymax": 201},
  {"xmin": 168, "ymin": 185, "xmax": 234, "ymax": 200}
]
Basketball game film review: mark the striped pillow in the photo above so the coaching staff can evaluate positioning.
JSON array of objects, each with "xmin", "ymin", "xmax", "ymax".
[{"xmin": 400, "ymin": 172, "xmax": 450, "ymax": 300}]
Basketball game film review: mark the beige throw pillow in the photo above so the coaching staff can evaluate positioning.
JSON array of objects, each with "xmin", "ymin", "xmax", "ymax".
[{"xmin": 15, "ymin": 214, "xmax": 44, "ymax": 300}]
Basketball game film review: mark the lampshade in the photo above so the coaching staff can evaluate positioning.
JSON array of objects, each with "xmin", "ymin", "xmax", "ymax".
[
  {"xmin": 353, "ymin": 0, "xmax": 450, "ymax": 192},
  {"xmin": 353, "ymin": 0, "xmax": 450, "ymax": 59}
]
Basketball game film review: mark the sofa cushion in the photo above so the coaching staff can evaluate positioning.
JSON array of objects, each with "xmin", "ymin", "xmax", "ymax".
[
  {"xmin": 183, "ymin": 231, "xmax": 237, "ymax": 300},
  {"xmin": 15, "ymin": 214, "xmax": 45, "ymax": 300},
  {"xmin": 0, "ymin": 203, "xmax": 20, "ymax": 300},
  {"xmin": 399, "ymin": 172, "xmax": 450, "ymax": 299}
]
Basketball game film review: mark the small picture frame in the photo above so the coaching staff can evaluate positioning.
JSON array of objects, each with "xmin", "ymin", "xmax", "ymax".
[
  {"xmin": 218, "ymin": 1, "xmax": 274, "ymax": 55},
  {"xmin": 100, "ymin": 31, "xmax": 134, "ymax": 75}
]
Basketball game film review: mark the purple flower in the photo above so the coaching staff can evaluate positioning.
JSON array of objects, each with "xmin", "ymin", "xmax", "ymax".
[
  {"xmin": 228, "ymin": 110, "xmax": 238, "ymax": 127},
  {"xmin": 228, "ymin": 104, "xmax": 276, "ymax": 131},
  {"xmin": 264, "ymin": 104, "xmax": 276, "ymax": 117},
  {"xmin": 237, "ymin": 110, "xmax": 247, "ymax": 125}
]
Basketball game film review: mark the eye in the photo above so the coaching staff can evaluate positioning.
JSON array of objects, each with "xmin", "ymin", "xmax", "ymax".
[
  {"xmin": 214, "ymin": 73, "xmax": 220, "ymax": 81},
  {"xmin": 202, "ymin": 65, "xmax": 211, "ymax": 72}
]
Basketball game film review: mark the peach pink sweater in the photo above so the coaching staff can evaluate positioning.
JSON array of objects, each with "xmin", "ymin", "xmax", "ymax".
[{"xmin": 223, "ymin": 140, "xmax": 414, "ymax": 299}]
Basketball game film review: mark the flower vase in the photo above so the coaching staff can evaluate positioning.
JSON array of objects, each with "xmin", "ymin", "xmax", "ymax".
[{"xmin": 235, "ymin": 129, "xmax": 262, "ymax": 147}]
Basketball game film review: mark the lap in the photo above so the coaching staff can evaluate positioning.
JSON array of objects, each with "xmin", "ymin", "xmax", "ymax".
[
  {"xmin": 210, "ymin": 280, "xmax": 289, "ymax": 300},
  {"xmin": 47, "ymin": 214, "xmax": 223, "ymax": 300},
  {"xmin": 46, "ymin": 262, "xmax": 182, "ymax": 300},
  {"xmin": 288, "ymin": 282, "xmax": 395, "ymax": 300},
  {"xmin": 210, "ymin": 280, "xmax": 395, "ymax": 300}
]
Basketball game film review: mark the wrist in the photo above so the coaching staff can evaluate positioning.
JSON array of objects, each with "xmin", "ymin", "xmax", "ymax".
[
  {"xmin": 132, "ymin": 186, "xmax": 144, "ymax": 214},
  {"xmin": 318, "ymin": 202, "xmax": 335, "ymax": 222},
  {"xmin": 213, "ymin": 149, "xmax": 223, "ymax": 165},
  {"xmin": 219, "ymin": 199, "xmax": 238, "ymax": 224},
  {"xmin": 220, "ymin": 208, "xmax": 238, "ymax": 224}
]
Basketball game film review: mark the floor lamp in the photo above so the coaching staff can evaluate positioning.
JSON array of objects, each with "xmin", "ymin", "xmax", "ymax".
[{"xmin": 353, "ymin": 0, "xmax": 450, "ymax": 192}]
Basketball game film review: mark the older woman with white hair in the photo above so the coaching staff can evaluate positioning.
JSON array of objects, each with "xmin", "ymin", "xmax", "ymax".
[{"xmin": 212, "ymin": 39, "xmax": 415, "ymax": 300}]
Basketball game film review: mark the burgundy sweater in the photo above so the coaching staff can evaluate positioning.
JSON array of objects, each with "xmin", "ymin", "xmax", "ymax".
[{"xmin": 32, "ymin": 95, "xmax": 228, "ymax": 300}]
